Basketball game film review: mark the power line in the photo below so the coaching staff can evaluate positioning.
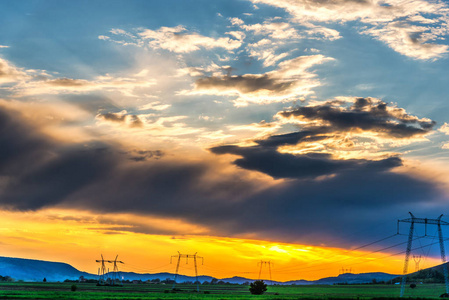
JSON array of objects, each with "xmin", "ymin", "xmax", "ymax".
[{"xmin": 274, "ymin": 234, "xmax": 407, "ymax": 274}]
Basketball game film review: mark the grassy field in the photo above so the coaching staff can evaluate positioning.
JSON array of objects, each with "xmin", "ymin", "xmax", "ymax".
[{"xmin": 0, "ymin": 282, "xmax": 446, "ymax": 299}]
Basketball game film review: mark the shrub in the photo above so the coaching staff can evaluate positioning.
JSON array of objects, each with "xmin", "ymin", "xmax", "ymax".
[
  {"xmin": 249, "ymin": 280, "xmax": 267, "ymax": 295},
  {"xmin": 410, "ymin": 283, "xmax": 417, "ymax": 289},
  {"xmin": 71, "ymin": 284, "xmax": 77, "ymax": 292}
]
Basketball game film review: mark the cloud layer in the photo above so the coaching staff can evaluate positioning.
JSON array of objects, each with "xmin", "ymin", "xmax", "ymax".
[
  {"xmin": 250, "ymin": 0, "xmax": 449, "ymax": 60},
  {"xmin": 0, "ymin": 99, "xmax": 442, "ymax": 246}
]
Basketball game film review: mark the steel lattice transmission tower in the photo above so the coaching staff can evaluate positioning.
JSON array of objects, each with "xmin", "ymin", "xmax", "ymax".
[
  {"xmin": 413, "ymin": 255, "xmax": 422, "ymax": 272},
  {"xmin": 257, "ymin": 260, "xmax": 273, "ymax": 284},
  {"xmin": 170, "ymin": 252, "xmax": 204, "ymax": 292},
  {"xmin": 96, "ymin": 254, "xmax": 107, "ymax": 285},
  {"xmin": 108, "ymin": 255, "xmax": 124, "ymax": 285},
  {"xmin": 398, "ymin": 212, "xmax": 449, "ymax": 297}
]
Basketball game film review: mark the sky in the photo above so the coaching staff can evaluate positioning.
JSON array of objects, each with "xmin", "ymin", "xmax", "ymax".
[{"xmin": 1, "ymin": 0, "xmax": 449, "ymax": 282}]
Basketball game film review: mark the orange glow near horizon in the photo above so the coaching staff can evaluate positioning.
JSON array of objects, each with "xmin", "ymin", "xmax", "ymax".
[{"xmin": 0, "ymin": 209, "xmax": 441, "ymax": 282}]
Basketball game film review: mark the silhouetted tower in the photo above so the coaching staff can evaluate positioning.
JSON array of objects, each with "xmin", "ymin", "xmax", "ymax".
[
  {"xmin": 96, "ymin": 254, "xmax": 107, "ymax": 285},
  {"xmin": 413, "ymin": 255, "xmax": 422, "ymax": 272},
  {"xmin": 339, "ymin": 267, "xmax": 353, "ymax": 275},
  {"xmin": 398, "ymin": 213, "xmax": 449, "ymax": 297},
  {"xmin": 170, "ymin": 252, "xmax": 204, "ymax": 292},
  {"xmin": 258, "ymin": 260, "xmax": 273, "ymax": 284},
  {"xmin": 108, "ymin": 255, "xmax": 124, "ymax": 285}
]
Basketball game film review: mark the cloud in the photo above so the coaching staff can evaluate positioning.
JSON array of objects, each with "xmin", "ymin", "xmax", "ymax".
[
  {"xmin": 126, "ymin": 150, "xmax": 164, "ymax": 162},
  {"xmin": 211, "ymin": 144, "xmax": 402, "ymax": 179},
  {"xmin": 249, "ymin": 0, "xmax": 449, "ymax": 60},
  {"xmin": 362, "ymin": 21, "xmax": 449, "ymax": 60},
  {"xmin": 0, "ymin": 58, "xmax": 29, "ymax": 84},
  {"xmin": 210, "ymin": 97, "xmax": 435, "ymax": 180},
  {"xmin": 241, "ymin": 21, "xmax": 302, "ymax": 40},
  {"xmin": 248, "ymin": 48, "xmax": 290, "ymax": 67},
  {"xmin": 278, "ymin": 97, "xmax": 435, "ymax": 139},
  {"xmin": 96, "ymin": 111, "xmax": 144, "ymax": 128},
  {"xmin": 305, "ymin": 25, "xmax": 341, "ymax": 41},
  {"xmin": 185, "ymin": 55, "xmax": 333, "ymax": 106},
  {"xmin": 221, "ymin": 165, "xmax": 441, "ymax": 245},
  {"xmin": 0, "ymin": 105, "xmax": 258, "ymax": 213},
  {"xmin": 0, "ymin": 104, "xmax": 444, "ymax": 246},
  {"xmin": 137, "ymin": 25, "xmax": 243, "ymax": 53},
  {"xmin": 0, "ymin": 107, "xmax": 53, "ymax": 175},
  {"xmin": 13, "ymin": 75, "xmax": 156, "ymax": 97},
  {"xmin": 439, "ymin": 122, "xmax": 449, "ymax": 135},
  {"xmin": 138, "ymin": 101, "xmax": 171, "ymax": 111}
]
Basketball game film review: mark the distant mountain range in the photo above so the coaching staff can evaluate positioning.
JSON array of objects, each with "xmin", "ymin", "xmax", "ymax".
[{"xmin": 0, "ymin": 256, "xmax": 402, "ymax": 284}]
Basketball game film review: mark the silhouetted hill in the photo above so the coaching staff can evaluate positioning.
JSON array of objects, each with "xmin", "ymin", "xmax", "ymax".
[
  {"xmin": 0, "ymin": 256, "xmax": 403, "ymax": 285},
  {"xmin": 314, "ymin": 272, "xmax": 398, "ymax": 285},
  {"xmin": 396, "ymin": 261, "xmax": 449, "ymax": 284},
  {"xmin": 0, "ymin": 256, "xmax": 94, "ymax": 282}
]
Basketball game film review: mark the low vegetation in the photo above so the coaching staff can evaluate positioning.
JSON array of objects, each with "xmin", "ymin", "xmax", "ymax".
[
  {"xmin": 249, "ymin": 280, "xmax": 268, "ymax": 295},
  {"xmin": 0, "ymin": 282, "xmax": 446, "ymax": 299}
]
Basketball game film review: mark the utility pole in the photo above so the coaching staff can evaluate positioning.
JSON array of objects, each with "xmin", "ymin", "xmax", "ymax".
[
  {"xmin": 398, "ymin": 213, "xmax": 449, "ymax": 297},
  {"xmin": 108, "ymin": 255, "xmax": 124, "ymax": 285},
  {"xmin": 413, "ymin": 255, "xmax": 422, "ymax": 272},
  {"xmin": 170, "ymin": 252, "xmax": 204, "ymax": 292},
  {"xmin": 339, "ymin": 267, "xmax": 353, "ymax": 275},
  {"xmin": 257, "ymin": 260, "xmax": 273, "ymax": 284},
  {"xmin": 96, "ymin": 254, "xmax": 107, "ymax": 285}
]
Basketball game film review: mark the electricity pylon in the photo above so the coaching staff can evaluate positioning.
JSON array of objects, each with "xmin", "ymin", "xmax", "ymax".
[
  {"xmin": 108, "ymin": 255, "xmax": 124, "ymax": 285},
  {"xmin": 170, "ymin": 252, "xmax": 204, "ymax": 292},
  {"xmin": 96, "ymin": 254, "xmax": 107, "ymax": 285},
  {"xmin": 258, "ymin": 260, "xmax": 273, "ymax": 284},
  {"xmin": 413, "ymin": 255, "xmax": 422, "ymax": 272},
  {"xmin": 398, "ymin": 212, "xmax": 449, "ymax": 297},
  {"xmin": 340, "ymin": 267, "xmax": 353, "ymax": 275}
]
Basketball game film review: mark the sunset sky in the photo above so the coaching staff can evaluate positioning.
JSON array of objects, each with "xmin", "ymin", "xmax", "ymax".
[{"xmin": 1, "ymin": 0, "xmax": 449, "ymax": 282}]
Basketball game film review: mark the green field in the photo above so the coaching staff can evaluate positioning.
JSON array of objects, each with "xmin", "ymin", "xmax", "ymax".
[{"xmin": 0, "ymin": 282, "xmax": 446, "ymax": 299}]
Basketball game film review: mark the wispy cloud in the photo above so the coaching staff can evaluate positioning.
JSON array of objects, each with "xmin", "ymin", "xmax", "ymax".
[
  {"xmin": 101, "ymin": 25, "xmax": 244, "ymax": 53},
  {"xmin": 182, "ymin": 55, "xmax": 333, "ymax": 106},
  {"xmin": 249, "ymin": 0, "xmax": 449, "ymax": 60},
  {"xmin": 0, "ymin": 58, "xmax": 29, "ymax": 84},
  {"xmin": 13, "ymin": 75, "xmax": 156, "ymax": 97}
]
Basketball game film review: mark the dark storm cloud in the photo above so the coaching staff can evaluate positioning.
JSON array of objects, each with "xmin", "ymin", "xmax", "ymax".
[
  {"xmin": 255, "ymin": 127, "xmax": 330, "ymax": 148},
  {"xmin": 211, "ymin": 145, "xmax": 401, "ymax": 179},
  {"xmin": 217, "ymin": 167, "xmax": 442, "ymax": 246},
  {"xmin": 0, "ymin": 106, "xmax": 255, "ymax": 215},
  {"xmin": 203, "ymin": 97, "xmax": 443, "ymax": 246},
  {"xmin": 211, "ymin": 98, "xmax": 434, "ymax": 180},
  {"xmin": 1, "ymin": 146, "xmax": 117, "ymax": 209},
  {"xmin": 0, "ymin": 108, "xmax": 53, "ymax": 174},
  {"xmin": 0, "ymin": 105, "xmax": 444, "ymax": 247},
  {"xmin": 280, "ymin": 98, "xmax": 435, "ymax": 138}
]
